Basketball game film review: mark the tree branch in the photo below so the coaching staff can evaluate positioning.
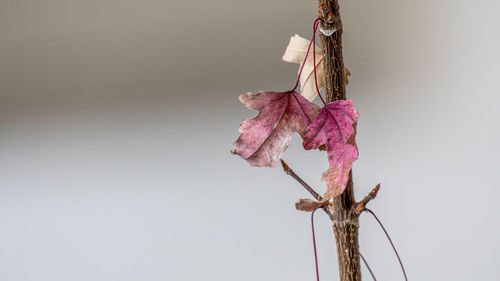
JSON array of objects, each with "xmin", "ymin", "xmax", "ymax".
[
  {"xmin": 280, "ymin": 159, "xmax": 322, "ymax": 201},
  {"xmin": 280, "ymin": 159, "xmax": 334, "ymax": 218}
]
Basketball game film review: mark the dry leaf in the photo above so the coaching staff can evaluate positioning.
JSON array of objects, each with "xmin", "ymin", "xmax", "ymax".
[
  {"xmin": 282, "ymin": 34, "xmax": 324, "ymax": 102},
  {"xmin": 295, "ymin": 198, "xmax": 323, "ymax": 212},
  {"xmin": 282, "ymin": 35, "xmax": 351, "ymax": 101},
  {"xmin": 303, "ymin": 100, "xmax": 359, "ymax": 200},
  {"xmin": 232, "ymin": 90, "xmax": 320, "ymax": 168}
]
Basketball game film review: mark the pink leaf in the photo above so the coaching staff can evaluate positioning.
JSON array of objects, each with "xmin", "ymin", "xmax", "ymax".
[
  {"xmin": 233, "ymin": 90, "xmax": 320, "ymax": 168},
  {"xmin": 303, "ymin": 100, "xmax": 359, "ymax": 199}
]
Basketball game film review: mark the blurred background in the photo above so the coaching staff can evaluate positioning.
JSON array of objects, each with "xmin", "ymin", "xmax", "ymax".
[{"xmin": 1, "ymin": 0, "xmax": 499, "ymax": 280}]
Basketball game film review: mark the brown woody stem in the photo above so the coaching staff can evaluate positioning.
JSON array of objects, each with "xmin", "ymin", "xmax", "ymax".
[
  {"xmin": 283, "ymin": 2, "xmax": 381, "ymax": 279},
  {"xmin": 280, "ymin": 160, "xmax": 333, "ymax": 218},
  {"xmin": 318, "ymin": 1, "xmax": 367, "ymax": 280}
]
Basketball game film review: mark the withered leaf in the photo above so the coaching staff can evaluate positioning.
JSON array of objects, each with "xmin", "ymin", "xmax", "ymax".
[
  {"xmin": 295, "ymin": 198, "xmax": 323, "ymax": 212},
  {"xmin": 303, "ymin": 100, "xmax": 359, "ymax": 200},
  {"xmin": 233, "ymin": 90, "xmax": 320, "ymax": 168},
  {"xmin": 282, "ymin": 34, "xmax": 351, "ymax": 101}
]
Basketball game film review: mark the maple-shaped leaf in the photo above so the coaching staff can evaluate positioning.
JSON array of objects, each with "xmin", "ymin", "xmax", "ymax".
[
  {"xmin": 303, "ymin": 100, "xmax": 359, "ymax": 200},
  {"xmin": 282, "ymin": 34, "xmax": 351, "ymax": 101},
  {"xmin": 233, "ymin": 90, "xmax": 320, "ymax": 168}
]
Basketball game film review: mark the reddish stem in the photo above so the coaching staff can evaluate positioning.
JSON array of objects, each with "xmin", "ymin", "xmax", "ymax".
[
  {"xmin": 312, "ymin": 21, "xmax": 327, "ymax": 105},
  {"xmin": 311, "ymin": 208, "xmax": 321, "ymax": 281},
  {"xmin": 360, "ymin": 252, "xmax": 377, "ymax": 281},
  {"xmin": 290, "ymin": 18, "xmax": 326, "ymax": 105},
  {"xmin": 365, "ymin": 208, "xmax": 408, "ymax": 281}
]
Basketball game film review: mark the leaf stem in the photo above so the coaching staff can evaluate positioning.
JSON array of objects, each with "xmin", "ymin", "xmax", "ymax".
[
  {"xmin": 364, "ymin": 208, "xmax": 408, "ymax": 281},
  {"xmin": 360, "ymin": 252, "xmax": 377, "ymax": 281},
  {"xmin": 312, "ymin": 20, "xmax": 327, "ymax": 105},
  {"xmin": 311, "ymin": 208, "xmax": 321, "ymax": 281},
  {"xmin": 291, "ymin": 18, "xmax": 321, "ymax": 93}
]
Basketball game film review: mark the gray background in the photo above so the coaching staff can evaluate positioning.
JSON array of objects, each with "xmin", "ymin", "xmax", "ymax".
[{"xmin": 1, "ymin": 0, "xmax": 499, "ymax": 280}]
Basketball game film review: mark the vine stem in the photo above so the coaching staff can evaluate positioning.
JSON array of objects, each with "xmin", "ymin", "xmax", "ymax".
[
  {"xmin": 311, "ymin": 208, "xmax": 321, "ymax": 281},
  {"xmin": 291, "ymin": 18, "xmax": 321, "ymax": 92},
  {"xmin": 359, "ymin": 252, "xmax": 377, "ymax": 281},
  {"xmin": 365, "ymin": 208, "xmax": 408, "ymax": 281},
  {"xmin": 292, "ymin": 17, "xmax": 326, "ymax": 107},
  {"xmin": 312, "ymin": 19, "xmax": 327, "ymax": 105}
]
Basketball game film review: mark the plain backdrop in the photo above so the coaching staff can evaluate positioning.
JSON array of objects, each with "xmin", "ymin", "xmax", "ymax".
[{"xmin": 1, "ymin": 0, "xmax": 499, "ymax": 280}]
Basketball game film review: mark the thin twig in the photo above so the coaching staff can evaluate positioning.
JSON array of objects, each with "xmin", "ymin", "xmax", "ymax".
[
  {"xmin": 353, "ymin": 184, "xmax": 381, "ymax": 215},
  {"xmin": 280, "ymin": 159, "xmax": 333, "ymax": 218},
  {"xmin": 280, "ymin": 159, "xmax": 322, "ymax": 201}
]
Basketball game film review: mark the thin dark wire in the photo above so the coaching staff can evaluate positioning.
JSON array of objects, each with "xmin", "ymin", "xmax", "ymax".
[
  {"xmin": 365, "ymin": 208, "xmax": 408, "ymax": 281},
  {"xmin": 311, "ymin": 208, "xmax": 320, "ymax": 281},
  {"xmin": 360, "ymin": 252, "xmax": 377, "ymax": 281},
  {"xmin": 292, "ymin": 18, "xmax": 321, "ymax": 92},
  {"xmin": 312, "ymin": 20, "xmax": 327, "ymax": 105}
]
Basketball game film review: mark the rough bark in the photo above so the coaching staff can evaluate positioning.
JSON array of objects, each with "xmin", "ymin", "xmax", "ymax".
[{"xmin": 318, "ymin": 1, "xmax": 362, "ymax": 280}]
